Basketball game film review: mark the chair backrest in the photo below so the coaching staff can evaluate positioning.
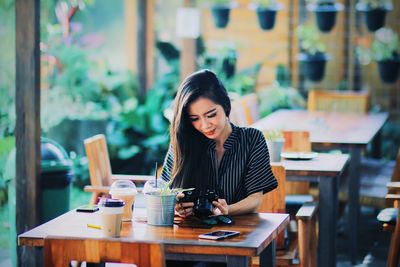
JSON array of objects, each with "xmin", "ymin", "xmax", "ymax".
[
  {"xmin": 391, "ymin": 147, "xmax": 400, "ymax": 183},
  {"xmin": 307, "ymin": 89, "xmax": 369, "ymax": 114},
  {"xmin": 282, "ymin": 131, "xmax": 311, "ymax": 195},
  {"xmin": 258, "ymin": 163, "xmax": 286, "ymax": 248},
  {"xmin": 258, "ymin": 163, "xmax": 286, "ymax": 213},
  {"xmin": 44, "ymin": 237, "xmax": 165, "ymax": 267},
  {"xmin": 240, "ymin": 93, "xmax": 260, "ymax": 125},
  {"xmin": 230, "ymin": 93, "xmax": 260, "ymax": 126},
  {"xmin": 84, "ymin": 134, "xmax": 113, "ymax": 188},
  {"xmin": 282, "ymin": 131, "xmax": 311, "ymax": 153}
]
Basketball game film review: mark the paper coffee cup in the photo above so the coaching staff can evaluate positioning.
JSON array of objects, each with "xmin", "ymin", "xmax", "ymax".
[
  {"xmin": 109, "ymin": 180, "xmax": 137, "ymax": 222},
  {"xmin": 98, "ymin": 198, "xmax": 124, "ymax": 237}
]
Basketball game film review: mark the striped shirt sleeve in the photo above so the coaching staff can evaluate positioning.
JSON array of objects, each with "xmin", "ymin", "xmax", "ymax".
[
  {"xmin": 160, "ymin": 145, "xmax": 173, "ymax": 182},
  {"xmin": 243, "ymin": 129, "xmax": 278, "ymax": 196}
]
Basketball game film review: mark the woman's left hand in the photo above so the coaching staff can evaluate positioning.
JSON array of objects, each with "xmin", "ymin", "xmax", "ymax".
[{"xmin": 212, "ymin": 199, "xmax": 229, "ymax": 215}]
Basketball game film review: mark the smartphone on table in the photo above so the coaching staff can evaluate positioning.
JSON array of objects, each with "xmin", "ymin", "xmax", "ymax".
[
  {"xmin": 198, "ymin": 230, "xmax": 240, "ymax": 240},
  {"xmin": 76, "ymin": 204, "xmax": 99, "ymax": 213}
]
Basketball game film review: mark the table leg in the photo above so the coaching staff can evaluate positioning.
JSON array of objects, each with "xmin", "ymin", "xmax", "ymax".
[
  {"xmin": 349, "ymin": 146, "xmax": 361, "ymax": 264},
  {"xmin": 318, "ymin": 175, "xmax": 338, "ymax": 267},
  {"xmin": 259, "ymin": 239, "xmax": 276, "ymax": 267},
  {"xmin": 226, "ymin": 256, "xmax": 251, "ymax": 267}
]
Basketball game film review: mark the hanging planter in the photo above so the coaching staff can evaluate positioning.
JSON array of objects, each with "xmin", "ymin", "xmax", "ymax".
[
  {"xmin": 357, "ymin": 28, "xmax": 400, "ymax": 83},
  {"xmin": 298, "ymin": 52, "xmax": 329, "ymax": 82},
  {"xmin": 377, "ymin": 58, "xmax": 400, "ymax": 83},
  {"xmin": 356, "ymin": 1, "xmax": 393, "ymax": 32},
  {"xmin": 296, "ymin": 25, "xmax": 329, "ymax": 82},
  {"xmin": 209, "ymin": 1, "xmax": 238, "ymax": 29},
  {"xmin": 249, "ymin": 1, "xmax": 283, "ymax": 31},
  {"xmin": 306, "ymin": 1, "xmax": 344, "ymax": 33}
]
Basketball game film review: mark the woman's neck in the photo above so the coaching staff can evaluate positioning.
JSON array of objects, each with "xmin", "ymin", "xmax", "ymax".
[{"xmin": 215, "ymin": 122, "xmax": 232, "ymax": 150}]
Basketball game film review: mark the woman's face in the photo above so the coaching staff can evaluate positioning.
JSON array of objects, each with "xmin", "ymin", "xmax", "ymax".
[{"xmin": 187, "ymin": 97, "xmax": 230, "ymax": 141}]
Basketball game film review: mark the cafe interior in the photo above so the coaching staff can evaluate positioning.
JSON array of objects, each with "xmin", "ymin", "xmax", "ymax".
[{"xmin": 1, "ymin": 0, "xmax": 400, "ymax": 266}]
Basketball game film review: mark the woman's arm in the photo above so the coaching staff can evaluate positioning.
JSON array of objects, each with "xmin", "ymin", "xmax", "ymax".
[{"xmin": 212, "ymin": 191, "xmax": 263, "ymax": 216}]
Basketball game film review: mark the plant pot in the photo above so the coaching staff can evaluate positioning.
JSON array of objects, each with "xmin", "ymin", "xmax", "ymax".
[
  {"xmin": 356, "ymin": 3, "xmax": 393, "ymax": 32},
  {"xmin": 256, "ymin": 8, "xmax": 277, "ymax": 30},
  {"xmin": 298, "ymin": 52, "xmax": 329, "ymax": 82},
  {"xmin": 266, "ymin": 139, "xmax": 285, "ymax": 162},
  {"xmin": 145, "ymin": 192, "xmax": 176, "ymax": 226},
  {"xmin": 222, "ymin": 56, "xmax": 236, "ymax": 78},
  {"xmin": 211, "ymin": 6, "xmax": 231, "ymax": 28},
  {"xmin": 365, "ymin": 8, "xmax": 387, "ymax": 32},
  {"xmin": 377, "ymin": 58, "xmax": 400, "ymax": 84},
  {"xmin": 307, "ymin": 3, "xmax": 344, "ymax": 33}
]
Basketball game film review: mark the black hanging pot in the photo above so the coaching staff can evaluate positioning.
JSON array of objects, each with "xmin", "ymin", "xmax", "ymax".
[
  {"xmin": 377, "ymin": 58, "xmax": 400, "ymax": 84},
  {"xmin": 307, "ymin": 3, "xmax": 343, "ymax": 33},
  {"xmin": 365, "ymin": 8, "xmax": 387, "ymax": 32},
  {"xmin": 222, "ymin": 56, "xmax": 237, "ymax": 78},
  {"xmin": 298, "ymin": 52, "xmax": 329, "ymax": 82},
  {"xmin": 356, "ymin": 3, "xmax": 393, "ymax": 32},
  {"xmin": 256, "ymin": 8, "xmax": 277, "ymax": 30},
  {"xmin": 251, "ymin": 3, "xmax": 283, "ymax": 31},
  {"xmin": 211, "ymin": 5, "xmax": 231, "ymax": 28}
]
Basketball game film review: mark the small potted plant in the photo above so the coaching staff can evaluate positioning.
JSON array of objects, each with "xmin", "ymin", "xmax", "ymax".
[
  {"xmin": 263, "ymin": 130, "xmax": 285, "ymax": 162},
  {"xmin": 305, "ymin": 0, "xmax": 344, "ymax": 33},
  {"xmin": 297, "ymin": 25, "xmax": 329, "ymax": 82},
  {"xmin": 248, "ymin": 0, "xmax": 283, "ymax": 31},
  {"xmin": 356, "ymin": 0, "xmax": 393, "ymax": 32},
  {"xmin": 206, "ymin": 0, "xmax": 238, "ymax": 29},
  {"xmin": 357, "ymin": 28, "xmax": 400, "ymax": 83}
]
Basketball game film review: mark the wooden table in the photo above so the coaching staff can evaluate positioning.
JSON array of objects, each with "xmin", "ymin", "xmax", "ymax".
[
  {"xmin": 282, "ymin": 153, "xmax": 349, "ymax": 267},
  {"xmin": 252, "ymin": 109, "xmax": 388, "ymax": 264},
  {"xmin": 18, "ymin": 209, "xmax": 289, "ymax": 267}
]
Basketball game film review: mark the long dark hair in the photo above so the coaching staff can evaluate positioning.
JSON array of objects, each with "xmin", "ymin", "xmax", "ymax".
[{"xmin": 170, "ymin": 69, "xmax": 231, "ymax": 189}]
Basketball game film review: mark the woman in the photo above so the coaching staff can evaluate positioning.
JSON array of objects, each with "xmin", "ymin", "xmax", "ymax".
[{"xmin": 161, "ymin": 69, "xmax": 277, "ymax": 218}]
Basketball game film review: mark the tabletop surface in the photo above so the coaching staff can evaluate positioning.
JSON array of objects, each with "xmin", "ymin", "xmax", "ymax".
[
  {"xmin": 19, "ymin": 209, "xmax": 289, "ymax": 256},
  {"xmin": 252, "ymin": 109, "xmax": 388, "ymax": 145},
  {"xmin": 281, "ymin": 152, "xmax": 349, "ymax": 176}
]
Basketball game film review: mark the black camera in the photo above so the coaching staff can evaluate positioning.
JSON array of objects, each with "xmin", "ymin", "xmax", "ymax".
[{"xmin": 179, "ymin": 189, "xmax": 219, "ymax": 218}]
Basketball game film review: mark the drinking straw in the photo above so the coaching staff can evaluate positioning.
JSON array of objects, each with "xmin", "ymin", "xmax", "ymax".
[
  {"xmin": 87, "ymin": 224, "xmax": 101, "ymax": 230},
  {"xmin": 154, "ymin": 162, "xmax": 158, "ymax": 188}
]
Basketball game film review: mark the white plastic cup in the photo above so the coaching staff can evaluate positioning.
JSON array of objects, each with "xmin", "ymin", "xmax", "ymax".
[
  {"xmin": 109, "ymin": 180, "xmax": 137, "ymax": 222},
  {"xmin": 98, "ymin": 198, "xmax": 124, "ymax": 237},
  {"xmin": 267, "ymin": 139, "xmax": 285, "ymax": 162}
]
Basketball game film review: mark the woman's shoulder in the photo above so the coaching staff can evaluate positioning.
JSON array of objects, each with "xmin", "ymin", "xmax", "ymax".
[{"xmin": 235, "ymin": 125, "xmax": 264, "ymax": 139}]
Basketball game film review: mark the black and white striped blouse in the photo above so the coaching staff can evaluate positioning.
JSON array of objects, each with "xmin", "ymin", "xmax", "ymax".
[{"xmin": 160, "ymin": 124, "xmax": 278, "ymax": 204}]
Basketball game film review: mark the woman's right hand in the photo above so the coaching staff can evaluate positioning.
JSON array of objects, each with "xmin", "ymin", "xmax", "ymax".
[{"xmin": 175, "ymin": 192, "xmax": 194, "ymax": 218}]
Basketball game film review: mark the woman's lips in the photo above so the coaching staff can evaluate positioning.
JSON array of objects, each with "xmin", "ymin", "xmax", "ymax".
[{"xmin": 204, "ymin": 130, "xmax": 215, "ymax": 136}]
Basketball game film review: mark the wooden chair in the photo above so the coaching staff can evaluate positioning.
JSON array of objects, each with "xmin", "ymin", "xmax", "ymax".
[
  {"xmin": 84, "ymin": 134, "xmax": 153, "ymax": 203},
  {"xmin": 44, "ymin": 236, "xmax": 165, "ymax": 267},
  {"xmin": 377, "ymin": 181, "xmax": 400, "ymax": 267},
  {"xmin": 230, "ymin": 93, "xmax": 260, "ymax": 126},
  {"xmin": 282, "ymin": 131, "xmax": 312, "ymax": 196},
  {"xmin": 307, "ymin": 89, "xmax": 369, "ymax": 114},
  {"xmin": 254, "ymin": 164, "xmax": 318, "ymax": 267},
  {"xmin": 240, "ymin": 93, "xmax": 260, "ymax": 125}
]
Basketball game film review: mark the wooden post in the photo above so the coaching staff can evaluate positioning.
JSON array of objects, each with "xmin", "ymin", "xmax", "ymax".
[
  {"xmin": 136, "ymin": 0, "xmax": 155, "ymax": 102},
  {"xmin": 125, "ymin": 0, "xmax": 137, "ymax": 74},
  {"xmin": 15, "ymin": 0, "xmax": 41, "ymax": 266},
  {"xmin": 180, "ymin": 0, "xmax": 197, "ymax": 81}
]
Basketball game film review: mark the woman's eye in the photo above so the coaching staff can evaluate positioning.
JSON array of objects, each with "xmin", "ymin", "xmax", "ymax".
[
  {"xmin": 207, "ymin": 113, "xmax": 217, "ymax": 118},
  {"xmin": 189, "ymin": 117, "xmax": 198, "ymax": 122}
]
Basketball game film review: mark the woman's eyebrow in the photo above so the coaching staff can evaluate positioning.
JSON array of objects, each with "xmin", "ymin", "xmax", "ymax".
[{"xmin": 189, "ymin": 108, "xmax": 217, "ymax": 117}]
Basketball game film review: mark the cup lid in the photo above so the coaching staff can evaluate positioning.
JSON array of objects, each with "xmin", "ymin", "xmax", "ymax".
[
  {"xmin": 109, "ymin": 180, "xmax": 137, "ymax": 195},
  {"xmin": 98, "ymin": 198, "xmax": 125, "ymax": 207},
  {"xmin": 143, "ymin": 179, "xmax": 168, "ymax": 194}
]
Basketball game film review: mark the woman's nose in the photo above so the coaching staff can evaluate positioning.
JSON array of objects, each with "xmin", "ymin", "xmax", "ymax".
[{"xmin": 200, "ymin": 117, "xmax": 211, "ymax": 129}]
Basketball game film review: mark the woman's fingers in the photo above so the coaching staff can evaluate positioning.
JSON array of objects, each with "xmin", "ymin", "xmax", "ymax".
[
  {"xmin": 175, "ymin": 202, "xmax": 194, "ymax": 217},
  {"xmin": 212, "ymin": 199, "xmax": 228, "ymax": 215}
]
